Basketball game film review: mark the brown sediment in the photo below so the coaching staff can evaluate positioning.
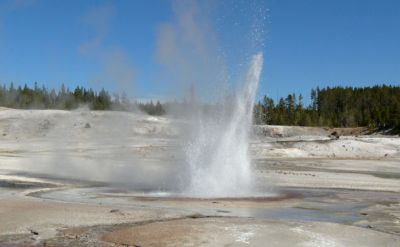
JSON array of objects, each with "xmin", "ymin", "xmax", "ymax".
[
  {"xmin": 100, "ymin": 218, "xmax": 200, "ymax": 247},
  {"xmin": 126, "ymin": 190, "xmax": 302, "ymax": 203}
]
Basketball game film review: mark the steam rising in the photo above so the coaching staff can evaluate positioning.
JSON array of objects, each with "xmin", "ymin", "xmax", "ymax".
[
  {"xmin": 155, "ymin": 0, "xmax": 266, "ymax": 197},
  {"xmin": 78, "ymin": 3, "xmax": 135, "ymax": 95},
  {"xmin": 156, "ymin": 0, "xmax": 227, "ymax": 99}
]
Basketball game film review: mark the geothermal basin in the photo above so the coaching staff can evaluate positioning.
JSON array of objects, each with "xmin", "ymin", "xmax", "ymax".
[{"xmin": 0, "ymin": 108, "xmax": 399, "ymax": 246}]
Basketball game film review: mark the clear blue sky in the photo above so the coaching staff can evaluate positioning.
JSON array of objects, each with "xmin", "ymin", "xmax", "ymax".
[{"xmin": 0, "ymin": 0, "xmax": 399, "ymax": 103}]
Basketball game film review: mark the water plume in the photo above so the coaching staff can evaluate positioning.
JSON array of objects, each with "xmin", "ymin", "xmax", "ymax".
[{"xmin": 185, "ymin": 53, "xmax": 263, "ymax": 197}]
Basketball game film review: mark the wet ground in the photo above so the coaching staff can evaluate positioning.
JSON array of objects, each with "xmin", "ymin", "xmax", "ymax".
[
  {"xmin": 0, "ymin": 163, "xmax": 399, "ymax": 246},
  {"xmin": 34, "ymin": 184, "xmax": 400, "ymax": 233}
]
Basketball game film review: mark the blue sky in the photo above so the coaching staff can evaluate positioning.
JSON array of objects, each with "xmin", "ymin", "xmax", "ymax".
[{"xmin": 0, "ymin": 0, "xmax": 399, "ymax": 103}]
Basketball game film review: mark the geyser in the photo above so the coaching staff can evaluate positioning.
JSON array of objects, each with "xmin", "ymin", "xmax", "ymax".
[{"xmin": 185, "ymin": 52, "xmax": 263, "ymax": 197}]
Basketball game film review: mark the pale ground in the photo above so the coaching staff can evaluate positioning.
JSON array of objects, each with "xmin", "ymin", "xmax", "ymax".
[{"xmin": 0, "ymin": 108, "xmax": 399, "ymax": 246}]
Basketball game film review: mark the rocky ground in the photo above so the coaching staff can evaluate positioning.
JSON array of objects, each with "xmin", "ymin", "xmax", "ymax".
[{"xmin": 0, "ymin": 108, "xmax": 399, "ymax": 246}]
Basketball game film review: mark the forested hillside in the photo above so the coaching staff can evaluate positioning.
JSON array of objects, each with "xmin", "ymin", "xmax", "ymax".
[
  {"xmin": 254, "ymin": 85, "xmax": 400, "ymax": 132},
  {"xmin": 0, "ymin": 83, "xmax": 165, "ymax": 115}
]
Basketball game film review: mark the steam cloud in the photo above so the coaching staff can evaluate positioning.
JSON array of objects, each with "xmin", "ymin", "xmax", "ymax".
[
  {"xmin": 154, "ymin": 0, "xmax": 267, "ymax": 197},
  {"xmin": 78, "ymin": 3, "xmax": 136, "ymax": 96},
  {"xmin": 156, "ymin": 0, "xmax": 228, "ymax": 100}
]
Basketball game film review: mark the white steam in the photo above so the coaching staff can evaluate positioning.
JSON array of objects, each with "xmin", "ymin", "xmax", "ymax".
[
  {"xmin": 155, "ymin": 0, "xmax": 227, "ymax": 99},
  {"xmin": 78, "ymin": 3, "xmax": 135, "ymax": 96}
]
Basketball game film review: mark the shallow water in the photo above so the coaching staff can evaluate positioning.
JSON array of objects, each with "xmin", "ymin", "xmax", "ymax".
[{"xmin": 35, "ymin": 186, "xmax": 376, "ymax": 225}]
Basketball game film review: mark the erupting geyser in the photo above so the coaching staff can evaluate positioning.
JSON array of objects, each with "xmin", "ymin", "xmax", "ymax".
[{"xmin": 185, "ymin": 52, "xmax": 264, "ymax": 197}]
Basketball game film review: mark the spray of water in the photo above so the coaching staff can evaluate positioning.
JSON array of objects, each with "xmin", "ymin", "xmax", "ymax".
[{"xmin": 185, "ymin": 52, "xmax": 263, "ymax": 197}]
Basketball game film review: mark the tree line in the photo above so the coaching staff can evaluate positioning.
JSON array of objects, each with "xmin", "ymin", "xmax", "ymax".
[
  {"xmin": 0, "ymin": 82, "xmax": 165, "ymax": 115},
  {"xmin": 254, "ymin": 85, "xmax": 400, "ymax": 132},
  {"xmin": 0, "ymin": 83, "xmax": 398, "ymax": 131}
]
